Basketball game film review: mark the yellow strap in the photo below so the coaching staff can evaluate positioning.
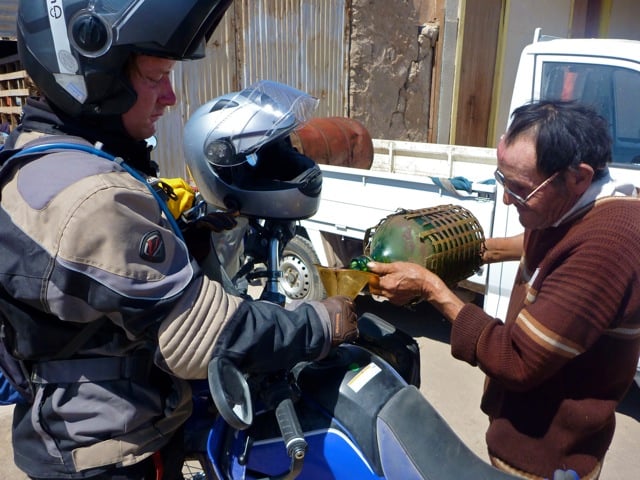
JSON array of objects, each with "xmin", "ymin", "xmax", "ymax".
[{"xmin": 158, "ymin": 177, "xmax": 196, "ymax": 219}]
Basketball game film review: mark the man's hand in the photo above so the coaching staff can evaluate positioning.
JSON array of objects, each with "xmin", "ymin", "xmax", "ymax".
[
  {"xmin": 317, "ymin": 296, "xmax": 358, "ymax": 346},
  {"xmin": 366, "ymin": 261, "xmax": 430, "ymax": 305},
  {"xmin": 182, "ymin": 210, "xmax": 239, "ymax": 262},
  {"xmin": 367, "ymin": 261, "xmax": 465, "ymax": 323},
  {"xmin": 482, "ymin": 233, "xmax": 524, "ymax": 264}
]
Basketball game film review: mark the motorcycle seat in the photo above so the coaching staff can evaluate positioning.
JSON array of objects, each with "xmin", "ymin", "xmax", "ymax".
[{"xmin": 376, "ymin": 385, "xmax": 518, "ymax": 480}]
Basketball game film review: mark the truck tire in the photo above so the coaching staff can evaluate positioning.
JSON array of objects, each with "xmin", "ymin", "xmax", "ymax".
[{"xmin": 279, "ymin": 235, "xmax": 326, "ymax": 302}]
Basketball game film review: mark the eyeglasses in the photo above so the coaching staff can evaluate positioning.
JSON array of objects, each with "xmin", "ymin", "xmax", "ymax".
[{"xmin": 494, "ymin": 169, "xmax": 560, "ymax": 206}]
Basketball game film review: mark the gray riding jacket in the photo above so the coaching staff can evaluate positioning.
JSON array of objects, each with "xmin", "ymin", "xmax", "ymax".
[{"xmin": 0, "ymin": 131, "xmax": 331, "ymax": 478}]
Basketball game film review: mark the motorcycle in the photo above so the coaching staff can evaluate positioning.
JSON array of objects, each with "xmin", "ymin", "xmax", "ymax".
[{"xmin": 179, "ymin": 81, "xmax": 578, "ymax": 480}]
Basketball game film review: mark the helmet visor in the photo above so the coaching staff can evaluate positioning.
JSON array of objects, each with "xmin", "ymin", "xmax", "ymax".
[{"xmin": 203, "ymin": 80, "xmax": 320, "ymax": 167}]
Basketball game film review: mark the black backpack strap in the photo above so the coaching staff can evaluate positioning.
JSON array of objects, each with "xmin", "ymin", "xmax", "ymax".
[
  {"xmin": 0, "ymin": 316, "xmax": 108, "ymax": 401},
  {"xmin": 0, "ymin": 281, "xmax": 109, "ymax": 402},
  {"xmin": 1, "ymin": 140, "xmax": 186, "ymax": 240},
  {"xmin": 0, "ymin": 146, "xmax": 23, "ymax": 173},
  {"xmin": 51, "ymin": 318, "xmax": 108, "ymax": 360},
  {"xmin": 31, "ymin": 353, "xmax": 152, "ymax": 385}
]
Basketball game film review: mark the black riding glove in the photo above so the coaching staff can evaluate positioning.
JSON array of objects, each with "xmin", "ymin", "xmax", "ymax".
[
  {"xmin": 210, "ymin": 296, "xmax": 358, "ymax": 374},
  {"xmin": 182, "ymin": 210, "xmax": 239, "ymax": 262},
  {"xmin": 192, "ymin": 210, "xmax": 239, "ymax": 232}
]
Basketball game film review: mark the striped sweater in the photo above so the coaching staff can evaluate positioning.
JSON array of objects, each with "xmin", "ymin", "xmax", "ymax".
[{"xmin": 451, "ymin": 195, "xmax": 640, "ymax": 478}]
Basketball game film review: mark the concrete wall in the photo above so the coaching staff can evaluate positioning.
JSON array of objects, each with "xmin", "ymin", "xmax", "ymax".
[
  {"xmin": 606, "ymin": 0, "xmax": 640, "ymax": 40},
  {"xmin": 492, "ymin": 0, "xmax": 573, "ymax": 144}
]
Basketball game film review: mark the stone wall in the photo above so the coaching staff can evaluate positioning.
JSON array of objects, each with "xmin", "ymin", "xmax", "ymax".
[{"xmin": 349, "ymin": 0, "xmax": 438, "ymax": 142}]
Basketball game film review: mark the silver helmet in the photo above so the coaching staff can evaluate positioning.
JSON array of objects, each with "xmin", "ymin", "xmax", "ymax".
[{"xmin": 184, "ymin": 81, "xmax": 323, "ymax": 220}]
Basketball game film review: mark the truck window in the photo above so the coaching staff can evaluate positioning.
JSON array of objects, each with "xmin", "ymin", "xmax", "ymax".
[{"xmin": 540, "ymin": 62, "xmax": 640, "ymax": 165}]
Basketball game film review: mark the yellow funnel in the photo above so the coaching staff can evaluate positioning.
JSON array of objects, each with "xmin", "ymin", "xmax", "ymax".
[{"xmin": 316, "ymin": 266, "xmax": 378, "ymax": 300}]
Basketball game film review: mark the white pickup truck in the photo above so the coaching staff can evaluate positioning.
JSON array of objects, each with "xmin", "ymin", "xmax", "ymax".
[{"xmin": 287, "ymin": 29, "xmax": 640, "ymax": 384}]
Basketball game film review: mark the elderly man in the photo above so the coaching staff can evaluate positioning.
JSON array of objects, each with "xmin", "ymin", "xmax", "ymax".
[{"xmin": 369, "ymin": 100, "xmax": 640, "ymax": 479}]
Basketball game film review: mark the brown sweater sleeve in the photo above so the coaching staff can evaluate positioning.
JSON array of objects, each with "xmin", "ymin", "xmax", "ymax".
[
  {"xmin": 451, "ymin": 197, "xmax": 640, "ymax": 392},
  {"xmin": 450, "ymin": 303, "xmax": 495, "ymax": 366}
]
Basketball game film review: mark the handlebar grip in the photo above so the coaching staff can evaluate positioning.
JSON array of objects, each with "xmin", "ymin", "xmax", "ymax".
[{"xmin": 275, "ymin": 397, "xmax": 307, "ymax": 459}]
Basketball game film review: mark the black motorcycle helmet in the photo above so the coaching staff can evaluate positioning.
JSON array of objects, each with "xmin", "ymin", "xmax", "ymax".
[{"xmin": 17, "ymin": 0, "xmax": 233, "ymax": 117}]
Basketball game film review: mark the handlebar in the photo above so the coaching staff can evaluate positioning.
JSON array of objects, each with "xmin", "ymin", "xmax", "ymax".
[
  {"xmin": 208, "ymin": 356, "xmax": 307, "ymax": 479},
  {"xmin": 208, "ymin": 219, "xmax": 306, "ymax": 477},
  {"xmin": 276, "ymin": 397, "xmax": 307, "ymax": 461},
  {"xmin": 262, "ymin": 377, "xmax": 307, "ymax": 479}
]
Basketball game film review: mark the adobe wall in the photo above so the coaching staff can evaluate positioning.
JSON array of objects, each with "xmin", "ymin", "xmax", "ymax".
[{"xmin": 349, "ymin": 0, "xmax": 438, "ymax": 142}]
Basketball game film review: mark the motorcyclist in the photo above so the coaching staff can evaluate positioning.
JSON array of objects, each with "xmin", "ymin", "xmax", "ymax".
[{"xmin": 0, "ymin": 1, "xmax": 357, "ymax": 479}]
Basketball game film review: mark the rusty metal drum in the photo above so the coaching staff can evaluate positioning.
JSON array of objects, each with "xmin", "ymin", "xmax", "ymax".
[{"xmin": 289, "ymin": 117, "xmax": 374, "ymax": 170}]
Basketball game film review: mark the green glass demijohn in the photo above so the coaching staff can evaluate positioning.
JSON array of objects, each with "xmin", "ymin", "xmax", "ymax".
[
  {"xmin": 351, "ymin": 205, "xmax": 485, "ymax": 286},
  {"xmin": 368, "ymin": 212, "xmax": 435, "ymax": 264}
]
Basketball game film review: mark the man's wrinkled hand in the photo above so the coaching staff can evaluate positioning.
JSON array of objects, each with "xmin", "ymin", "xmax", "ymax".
[
  {"xmin": 366, "ymin": 261, "xmax": 428, "ymax": 306},
  {"xmin": 318, "ymin": 296, "xmax": 358, "ymax": 346}
]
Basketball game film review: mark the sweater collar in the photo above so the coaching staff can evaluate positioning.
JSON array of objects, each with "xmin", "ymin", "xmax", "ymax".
[{"xmin": 553, "ymin": 168, "xmax": 638, "ymax": 227}]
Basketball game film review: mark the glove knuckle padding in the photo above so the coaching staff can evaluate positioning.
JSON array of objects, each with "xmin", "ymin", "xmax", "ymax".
[
  {"xmin": 156, "ymin": 276, "xmax": 243, "ymax": 379},
  {"xmin": 314, "ymin": 296, "xmax": 358, "ymax": 346}
]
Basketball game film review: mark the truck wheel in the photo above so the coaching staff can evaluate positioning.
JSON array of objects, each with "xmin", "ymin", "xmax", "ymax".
[{"xmin": 279, "ymin": 235, "xmax": 326, "ymax": 302}]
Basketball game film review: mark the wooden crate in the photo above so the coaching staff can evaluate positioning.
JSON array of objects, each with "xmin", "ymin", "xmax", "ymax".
[{"xmin": 0, "ymin": 53, "xmax": 35, "ymax": 131}]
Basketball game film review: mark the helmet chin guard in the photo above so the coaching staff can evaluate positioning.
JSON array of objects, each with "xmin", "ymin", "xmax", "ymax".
[{"xmin": 184, "ymin": 81, "xmax": 323, "ymax": 221}]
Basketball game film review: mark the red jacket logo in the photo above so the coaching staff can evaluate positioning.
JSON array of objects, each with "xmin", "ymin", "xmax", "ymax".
[{"xmin": 140, "ymin": 231, "xmax": 166, "ymax": 262}]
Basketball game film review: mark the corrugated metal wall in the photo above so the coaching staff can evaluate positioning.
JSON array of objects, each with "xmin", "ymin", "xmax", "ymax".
[
  {"xmin": 0, "ymin": 0, "xmax": 17, "ymax": 40},
  {"xmin": 154, "ymin": 0, "xmax": 348, "ymax": 178}
]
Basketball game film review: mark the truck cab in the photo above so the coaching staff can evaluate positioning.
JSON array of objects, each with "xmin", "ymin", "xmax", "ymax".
[
  {"xmin": 509, "ymin": 28, "xmax": 640, "ymax": 165},
  {"xmin": 490, "ymin": 30, "xmax": 640, "ymax": 313}
]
